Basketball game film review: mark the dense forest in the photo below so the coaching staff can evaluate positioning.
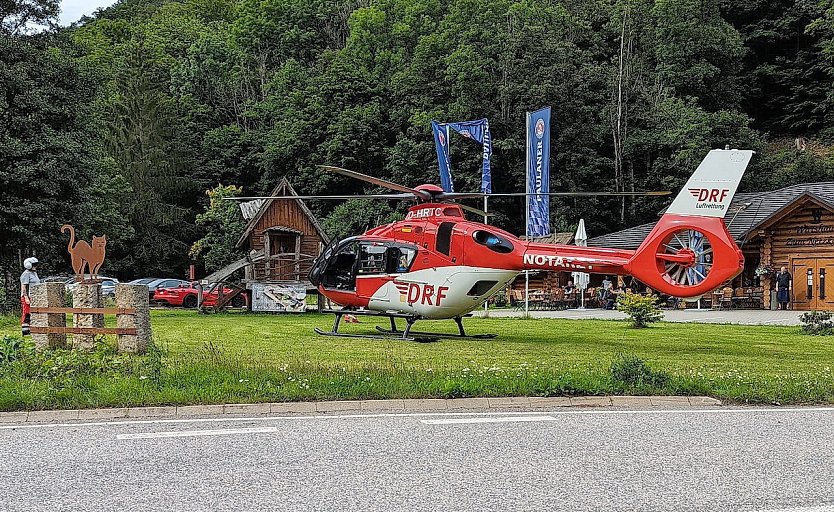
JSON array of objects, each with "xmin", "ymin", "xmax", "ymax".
[{"xmin": 1, "ymin": 0, "xmax": 834, "ymax": 306}]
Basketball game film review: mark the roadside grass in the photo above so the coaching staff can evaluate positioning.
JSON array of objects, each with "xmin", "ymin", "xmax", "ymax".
[{"xmin": 1, "ymin": 310, "xmax": 833, "ymax": 410}]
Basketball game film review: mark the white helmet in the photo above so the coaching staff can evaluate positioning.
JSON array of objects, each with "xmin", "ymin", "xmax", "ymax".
[{"xmin": 23, "ymin": 257, "xmax": 38, "ymax": 270}]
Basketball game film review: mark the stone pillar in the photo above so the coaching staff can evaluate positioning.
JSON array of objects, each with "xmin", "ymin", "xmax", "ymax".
[
  {"xmin": 30, "ymin": 282, "xmax": 67, "ymax": 350},
  {"xmin": 72, "ymin": 283, "xmax": 102, "ymax": 351},
  {"xmin": 116, "ymin": 283, "xmax": 151, "ymax": 354}
]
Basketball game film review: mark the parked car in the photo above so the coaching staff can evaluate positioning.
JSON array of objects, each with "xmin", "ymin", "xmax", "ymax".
[
  {"xmin": 41, "ymin": 275, "xmax": 72, "ymax": 283},
  {"xmin": 154, "ymin": 282, "xmax": 248, "ymax": 308},
  {"xmin": 65, "ymin": 276, "xmax": 120, "ymax": 297},
  {"xmin": 129, "ymin": 278, "xmax": 164, "ymax": 286},
  {"xmin": 145, "ymin": 278, "xmax": 190, "ymax": 300}
]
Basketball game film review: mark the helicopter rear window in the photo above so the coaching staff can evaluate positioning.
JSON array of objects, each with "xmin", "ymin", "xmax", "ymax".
[
  {"xmin": 436, "ymin": 222, "xmax": 455, "ymax": 255},
  {"xmin": 472, "ymin": 230, "xmax": 514, "ymax": 254}
]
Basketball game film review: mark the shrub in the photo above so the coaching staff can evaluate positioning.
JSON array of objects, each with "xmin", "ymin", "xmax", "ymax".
[
  {"xmin": 9, "ymin": 341, "xmax": 132, "ymax": 382},
  {"xmin": 610, "ymin": 353, "xmax": 669, "ymax": 388},
  {"xmin": 800, "ymin": 311, "xmax": 834, "ymax": 335},
  {"xmin": 616, "ymin": 293, "xmax": 663, "ymax": 328},
  {"xmin": 0, "ymin": 336, "xmax": 30, "ymax": 365}
]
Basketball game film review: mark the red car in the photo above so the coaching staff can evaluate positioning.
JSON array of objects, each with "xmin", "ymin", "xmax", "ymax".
[{"xmin": 153, "ymin": 282, "xmax": 248, "ymax": 308}]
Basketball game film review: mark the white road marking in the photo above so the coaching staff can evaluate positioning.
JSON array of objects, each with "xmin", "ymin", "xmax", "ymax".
[
  {"xmin": 6, "ymin": 406, "xmax": 834, "ymax": 431},
  {"xmin": 117, "ymin": 426, "xmax": 278, "ymax": 440},
  {"xmin": 421, "ymin": 415, "xmax": 556, "ymax": 425},
  {"xmin": 753, "ymin": 506, "xmax": 834, "ymax": 512}
]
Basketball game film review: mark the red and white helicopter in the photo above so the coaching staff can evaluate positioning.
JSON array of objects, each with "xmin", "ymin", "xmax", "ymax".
[{"xmin": 239, "ymin": 149, "xmax": 752, "ymax": 341}]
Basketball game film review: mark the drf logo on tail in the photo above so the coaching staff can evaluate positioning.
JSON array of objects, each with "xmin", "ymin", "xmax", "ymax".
[
  {"xmin": 395, "ymin": 282, "xmax": 449, "ymax": 306},
  {"xmin": 689, "ymin": 188, "xmax": 729, "ymax": 202},
  {"xmin": 689, "ymin": 188, "xmax": 730, "ymax": 211}
]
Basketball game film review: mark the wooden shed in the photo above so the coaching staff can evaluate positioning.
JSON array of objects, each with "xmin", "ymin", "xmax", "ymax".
[{"xmin": 236, "ymin": 178, "xmax": 328, "ymax": 284}]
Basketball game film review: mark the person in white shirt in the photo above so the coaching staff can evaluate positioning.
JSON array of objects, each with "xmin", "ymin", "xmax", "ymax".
[{"xmin": 20, "ymin": 257, "xmax": 40, "ymax": 336}]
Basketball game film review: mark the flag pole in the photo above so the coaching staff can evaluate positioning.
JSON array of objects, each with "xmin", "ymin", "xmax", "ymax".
[
  {"xmin": 483, "ymin": 194, "xmax": 489, "ymax": 315},
  {"xmin": 524, "ymin": 111, "xmax": 530, "ymax": 317}
]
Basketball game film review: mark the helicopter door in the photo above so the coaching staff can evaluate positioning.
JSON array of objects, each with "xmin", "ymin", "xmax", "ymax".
[{"xmin": 319, "ymin": 240, "xmax": 359, "ymax": 291}]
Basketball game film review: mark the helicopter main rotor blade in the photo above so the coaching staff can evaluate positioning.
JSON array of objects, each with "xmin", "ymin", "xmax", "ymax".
[
  {"xmin": 485, "ymin": 191, "xmax": 672, "ymax": 197},
  {"xmin": 225, "ymin": 193, "xmax": 415, "ymax": 201},
  {"xmin": 318, "ymin": 165, "xmax": 431, "ymax": 201},
  {"xmin": 457, "ymin": 203, "xmax": 493, "ymax": 217},
  {"xmin": 435, "ymin": 192, "xmax": 487, "ymax": 200}
]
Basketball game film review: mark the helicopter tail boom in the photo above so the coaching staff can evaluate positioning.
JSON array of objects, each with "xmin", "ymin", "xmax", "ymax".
[{"xmin": 520, "ymin": 149, "xmax": 753, "ymax": 298}]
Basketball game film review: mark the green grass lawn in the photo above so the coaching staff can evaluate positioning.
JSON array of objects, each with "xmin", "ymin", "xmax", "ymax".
[{"xmin": 1, "ymin": 310, "xmax": 833, "ymax": 410}]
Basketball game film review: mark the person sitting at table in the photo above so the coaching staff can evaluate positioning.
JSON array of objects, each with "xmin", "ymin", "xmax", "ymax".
[
  {"xmin": 605, "ymin": 286, "xmax": 624, "ymax": 310},
  {"xmin": 563, "ymin": 281, "xmax": 575, "ymax": 294}
]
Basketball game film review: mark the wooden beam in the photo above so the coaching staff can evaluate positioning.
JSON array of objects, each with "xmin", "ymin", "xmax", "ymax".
[
  {"xmin": 30, "ymin": 307, "xmax": 136, "ymax": 315},
  {"xmin": 29, "ymin": 327, "xmax": 138, "ymax": 335}
]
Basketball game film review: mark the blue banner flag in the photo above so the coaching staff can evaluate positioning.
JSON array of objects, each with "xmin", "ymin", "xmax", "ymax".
[
  {"xmin": 526, "ymin": 107, "xmax": 552, "ymax": 237},
  {"xmin": 432, "ymin": 120, "xmax": 453, "ymax": 192},
  {"xmin": 432, "ymin": 118, "xmax": 492, "ymax": 193},
  {"xmin": 446, "ymin": 119, "xmax": 493, "ymax": 193}
]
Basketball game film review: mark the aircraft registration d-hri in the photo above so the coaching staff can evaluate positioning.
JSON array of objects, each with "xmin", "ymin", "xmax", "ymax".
[{"xmin": 232, "ymin": 149, "xmax": 753, "ymax": 341}]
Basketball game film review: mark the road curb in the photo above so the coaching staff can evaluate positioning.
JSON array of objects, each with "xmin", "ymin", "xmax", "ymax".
[{"xmin": 0, "ymin": 395, "xmax": 723, "ymax": 424}]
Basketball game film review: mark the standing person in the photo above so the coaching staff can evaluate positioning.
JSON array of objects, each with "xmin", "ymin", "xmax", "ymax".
[
  {"xmin": 775, "ymin": 266, "xmax": 792, "ymax": 310},
  {"xmin": 20, "ymin": 257, "xmax": 40, "ymax": 336}
]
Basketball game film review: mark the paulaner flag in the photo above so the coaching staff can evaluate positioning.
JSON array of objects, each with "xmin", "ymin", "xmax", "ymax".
[
  {"xmin": 446, "ymin": 119, "xmax": 493, "ymax": 193},
  {"xmin": 526, "ymin": 107, "xmax": 552, "ymax": 237},
  {"xmin": 431, "ymin": 120, "xmax": 454, "ymax": 192},
  {"xmin": 432, "ymin": 118, "xmax": 493, "ymax": 193}
]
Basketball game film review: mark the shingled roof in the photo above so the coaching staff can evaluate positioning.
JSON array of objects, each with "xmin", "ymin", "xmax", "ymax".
[{"xmin": 588, "ymin": 182, "xmax": 834, "ymax": 250}]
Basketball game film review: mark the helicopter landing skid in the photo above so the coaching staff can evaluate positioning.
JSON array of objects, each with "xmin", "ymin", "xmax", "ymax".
[
  {"xmin": 317, "ymin": 309, "xmax": 438, "ymax": 342},
  {"xmin": 374, "ymin": 315, "xmax": 497, "ymax": 340}
]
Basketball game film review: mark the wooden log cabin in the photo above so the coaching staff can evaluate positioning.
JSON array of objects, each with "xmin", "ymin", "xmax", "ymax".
[
  {"xmin": 236, "ymin": 178, "xmax": 328, "ymax": 286},
  {"xmin": 588, "ymin": 182, "xmax": 834, "ymax": 310}
]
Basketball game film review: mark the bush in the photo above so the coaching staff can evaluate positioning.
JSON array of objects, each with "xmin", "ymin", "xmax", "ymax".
[
  {"xmin": 800, "ymin": 311, "xmax": 834, "ymax": 335},
  {"xmin": 0, "ymin": 336, "xmax": 30, "ymax": 365},
  {"xmin": 616, "ymin": 293, "xmax": 663, "ymax": 328},
  {"xmin": 7, "ymin": 341, "xmax": 133, "ymax": 382},
  {"xmin": 610, "ymin": 353, "xmax": 669, "ymax": 388}
]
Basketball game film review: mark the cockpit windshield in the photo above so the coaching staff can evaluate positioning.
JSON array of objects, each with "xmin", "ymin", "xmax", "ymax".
[{"xmin": 314, "ymin": 238, "xmax": 418, "ymax": 290}]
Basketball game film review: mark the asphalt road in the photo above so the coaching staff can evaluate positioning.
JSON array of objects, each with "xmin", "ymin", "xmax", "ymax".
[{"xmin": 4, "ymin": 407, "xmax": 834, "ymax": 511}]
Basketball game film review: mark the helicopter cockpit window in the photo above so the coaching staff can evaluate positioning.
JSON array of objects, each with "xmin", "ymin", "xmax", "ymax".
[
  {"xmin": 472, "ymin": 230, "xmax": 514, "ymax": 254},
  {"xmin": 320, "ymin": 240, "xmax": 359, "ymax": 290},
  {"xmin": 389, "ymin": 246, "xmax": 417, "ymax": 273}
]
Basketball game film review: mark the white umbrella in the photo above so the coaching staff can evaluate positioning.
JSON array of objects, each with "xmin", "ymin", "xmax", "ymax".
[{"xmin": 571, "ymin": 219, "xmax": 591, "ymax": 309}]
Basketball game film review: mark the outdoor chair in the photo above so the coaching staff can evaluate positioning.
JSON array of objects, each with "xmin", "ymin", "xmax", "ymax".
[
  {"xmin": 563, "ymin": 290, "xmax": 576, "ymax": 309},
  {"xmin": 750, "ymin": 287, "xmax": 764, "ymax": 309},
  {"xmin": 551, "ymin": 288, "xmax": 565, "ymax": 310},
  {"xmin": 719, "ymin": 287, "xmax": 734, "ymax": 310},
  {"xmin": 732, "ymin": 287, "xmax": 749, "ymax": 308}
]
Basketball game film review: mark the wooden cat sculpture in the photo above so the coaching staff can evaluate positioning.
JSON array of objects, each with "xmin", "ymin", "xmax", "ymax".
[{"xmin": 61, "ymin": 225, "xmax": 107, "ymax": 281}]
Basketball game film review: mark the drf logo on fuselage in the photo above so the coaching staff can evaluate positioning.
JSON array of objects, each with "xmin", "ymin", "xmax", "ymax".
[{"xmin": 396, "ymin": 283, "xmax": 449, "ymax": 306}]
